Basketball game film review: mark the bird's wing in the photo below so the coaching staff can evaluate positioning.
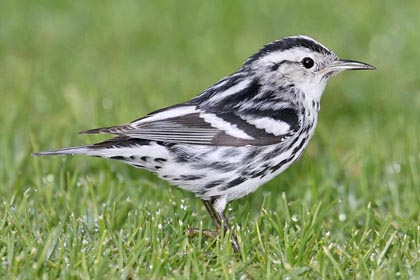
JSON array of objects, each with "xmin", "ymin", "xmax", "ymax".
[{"xmin": 80, "ymin": 104, "xmax": 301, "ymax": 147}]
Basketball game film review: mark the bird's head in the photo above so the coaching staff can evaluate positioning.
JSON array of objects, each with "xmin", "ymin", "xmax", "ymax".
[{"xmin": 244, "ymin": 35, "xmax": 375, "ymax": 101}]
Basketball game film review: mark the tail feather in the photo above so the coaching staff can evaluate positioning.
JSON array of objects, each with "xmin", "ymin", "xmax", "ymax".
[
  {"xmin": 32, "ymin": 136, "xmax": 152, "ymax": 157},
  {"xmin": 32, "ymin": 146, "xmax": 91, "ymax": 157}
]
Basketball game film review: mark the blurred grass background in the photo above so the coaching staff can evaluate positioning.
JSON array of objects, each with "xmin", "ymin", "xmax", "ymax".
[{"xmin": 1, "ymin": 0, "xmax": 419, "ymax": 278}]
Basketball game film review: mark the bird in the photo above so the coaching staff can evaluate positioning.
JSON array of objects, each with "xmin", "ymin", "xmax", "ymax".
[{"xmin": 33, "ymin": 35, "xmax": 375, "ymax": 253}]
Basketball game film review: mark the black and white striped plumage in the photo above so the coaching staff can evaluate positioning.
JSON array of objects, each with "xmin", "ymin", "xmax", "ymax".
[{"xmin": 34, "ymin": 35, "xmax": 374, "ymax": 252}]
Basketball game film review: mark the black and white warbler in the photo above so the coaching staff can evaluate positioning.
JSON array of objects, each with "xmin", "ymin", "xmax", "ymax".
[{"xmin": 34, "ymin": 35, "xmax": 375, "ymax": 252}]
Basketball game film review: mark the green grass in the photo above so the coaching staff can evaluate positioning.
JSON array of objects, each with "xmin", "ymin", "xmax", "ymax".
[{"xmin": 1, "ymin": 0, "xmax": 420, "ymax": 278}]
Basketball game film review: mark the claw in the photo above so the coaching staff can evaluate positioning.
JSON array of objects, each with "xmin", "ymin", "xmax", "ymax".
[{"xmin": 185, "ymin": 228, "xmax": 220, "ymax": 238}]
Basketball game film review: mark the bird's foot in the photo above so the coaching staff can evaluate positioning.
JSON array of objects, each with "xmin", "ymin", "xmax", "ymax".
[
  {"xmin": 185, "ymin": 227, "xmax": 220, "ymax": 238},
  {"xmin": 185, "ymin": 226, "xmax": 240, "ymax": 253}
]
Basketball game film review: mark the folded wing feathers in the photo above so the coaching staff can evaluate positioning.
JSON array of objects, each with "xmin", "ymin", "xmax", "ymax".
[{"xmin": 78, "ymin": 83, "xmax": 299, "ymax": 146}]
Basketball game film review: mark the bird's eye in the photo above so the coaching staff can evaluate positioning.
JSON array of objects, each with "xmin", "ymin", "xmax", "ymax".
[{"xmin": 301, "ymin": 57, "xmax": 314, "ymax": 69}]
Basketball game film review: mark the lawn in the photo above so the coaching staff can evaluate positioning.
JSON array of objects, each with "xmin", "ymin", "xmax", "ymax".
[{"xmin": 1, "ymin": 0, "xmax": 419, "ymax": 278}]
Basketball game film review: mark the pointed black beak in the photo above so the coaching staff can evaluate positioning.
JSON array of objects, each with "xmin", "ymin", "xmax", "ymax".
[{"xmin": 323, "ymin": 59, "xmax": 376, "ymax": 73}]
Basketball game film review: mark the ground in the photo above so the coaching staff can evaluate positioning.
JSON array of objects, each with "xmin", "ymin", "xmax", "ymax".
[{"xmin": 1, "ymin": 0, "xmax": 419, "ymax": 278}]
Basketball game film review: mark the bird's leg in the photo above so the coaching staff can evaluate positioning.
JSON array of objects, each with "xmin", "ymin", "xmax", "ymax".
[
  {"xmin": 186, "ymin": 199, "xmax": 241, "ymax": 253},
  {"xmin": 186, "ymin": 200, "xmax": 222, "ymax": 237},
  {"xmin": 202, "ymin": 200, "xmax": 222, "ymax": 230},
  {"xmin": 217, "ymin": 210, "xmax": 241, "ymax": 253}
]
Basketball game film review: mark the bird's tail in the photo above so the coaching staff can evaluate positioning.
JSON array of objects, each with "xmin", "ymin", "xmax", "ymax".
[
  {"xmin": 32, "ymin": 146, "xmax": 93, "ymax": 157},
  {"xmin": 32, "ymin": 136, "xmax": 149, "ymax": 158}
]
